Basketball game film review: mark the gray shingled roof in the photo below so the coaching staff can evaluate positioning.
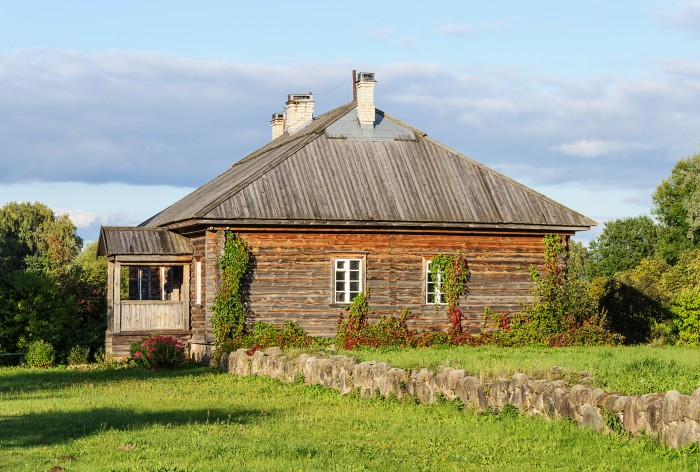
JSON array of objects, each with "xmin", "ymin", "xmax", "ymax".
[
  {"xmin": 98, "ymin": 227, "xmax": 193, "ymax": 257},
  {"xmin": 142, "ymin": 102, "xmax": 595, "ymax": 231}
]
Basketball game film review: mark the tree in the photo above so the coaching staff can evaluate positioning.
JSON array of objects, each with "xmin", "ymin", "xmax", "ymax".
[
  {"xmin": 0, "ymin": 202, "xmax": 82, "ymax": 273},
  {"xmin": 652, "ymin": 154, "xmax": 700, "ymax": 263},
  {"xmin": 60, "ymin": 242, "xmax": 108, "ymax": 353},
  {"xmin": 0, "ymin": 202, "xmax": 107, "ymax": 360},
  {"xmin": 0, "ymin": 269, "xmax": 81, "ymax": 355},
  {"xmin": 587, "ymin": 216, "xmax": 658, "ymax": 278}
]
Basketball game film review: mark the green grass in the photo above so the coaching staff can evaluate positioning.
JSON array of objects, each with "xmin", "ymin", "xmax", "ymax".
[
  {"xmin": 1, "ymin": 366, "xmax": 698, "ymax": 471},
  {"xmin": 338, "ymin": 345, "xmax": 700, "ymax": 396}
]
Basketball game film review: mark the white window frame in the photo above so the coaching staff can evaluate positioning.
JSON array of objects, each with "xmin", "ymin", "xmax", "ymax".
[
  {"xmin": 426, "ymin": 259, "xmax": 446, "ymax": 305},
  {"xmin": 195, "ymin": 260, "xmax": 202, "ymax": 305},
  {"xmin": 333, "ymin": 258, "xmax": 363, "ymax": 304}
]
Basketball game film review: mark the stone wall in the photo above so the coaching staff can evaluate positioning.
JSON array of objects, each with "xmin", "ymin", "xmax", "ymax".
[{"xmin": 221, "ymin": 348, "xmax": 700, "ymax": 448}]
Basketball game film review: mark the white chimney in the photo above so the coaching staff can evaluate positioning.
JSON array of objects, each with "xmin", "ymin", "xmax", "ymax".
[
  {"xmin": 356, "ymin": 72, "xmax": 376, "ymax": 129},
  {"xmin": 270, "ymin": 112, "xmax": 285, "ymax": 140},
  {"xmin": 285, "ymin": 93, "xmax": 314, "ymax": 134}
]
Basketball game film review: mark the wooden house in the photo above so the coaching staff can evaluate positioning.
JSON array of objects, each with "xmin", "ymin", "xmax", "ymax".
[{"xmin": 98, "ymin": 72, "xmax": 595, "ymax": 358}]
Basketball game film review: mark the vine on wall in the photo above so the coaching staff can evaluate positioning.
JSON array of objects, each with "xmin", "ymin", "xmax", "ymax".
[
  {"xmin": 212, "ymin": 232, "xmax": 251, "ymax": 344},
  {"xmin": 430, "ymin": 252, "xmax": 471, "ymax": 336}
]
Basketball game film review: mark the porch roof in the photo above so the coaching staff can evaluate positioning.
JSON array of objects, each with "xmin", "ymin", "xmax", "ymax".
[{"xmin": 97, "ymin": 226, "xmax": 193, "ymax": 257}]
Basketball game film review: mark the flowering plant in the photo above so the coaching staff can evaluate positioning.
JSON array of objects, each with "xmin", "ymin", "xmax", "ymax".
[{"xmin": 129, "ymin": 335, "xmax": 187, "ymax": 369}]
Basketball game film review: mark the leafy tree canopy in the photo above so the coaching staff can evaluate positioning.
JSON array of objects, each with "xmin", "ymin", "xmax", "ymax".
[
  {"xmin": 652, "ymin": 154, "xmax": 700, "ymax": 263},
  {"xmin": 587, "ymin": 215, "xmax": 658, "ymax": 278},
  {"xmin": 0, "ymin": 201, "xmax": 82, "ymax": 273}
]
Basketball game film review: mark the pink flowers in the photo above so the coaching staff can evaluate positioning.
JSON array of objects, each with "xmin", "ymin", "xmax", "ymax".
[{"xmin": 130, "ymin": 335, "xmax": 187, "ymax": 369}]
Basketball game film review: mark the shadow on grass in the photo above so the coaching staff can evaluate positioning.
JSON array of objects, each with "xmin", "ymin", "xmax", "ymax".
[
  {"xmin": 0, "ymin": 365, "xmax": 218, "ymax": 396},
  {"xmin": 0, "ymin": 406, "xmax": 264, "ymax": 448}
]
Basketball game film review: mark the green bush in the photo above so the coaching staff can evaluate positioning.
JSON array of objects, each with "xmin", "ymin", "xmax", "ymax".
[
  {"xmin": 67, "ymin": 345, "xmax": 90, "ymax": 365},
  {"xmin": 0, "ymin": 270, "xmax": 82, "ymax": 360},
  {"xmin": 490, "ymin": 236, "xmax": 621, "ymax": 347},
  {"xmin": 589, "ymin": 276, "xmax": 667, "ymax": 344},
  {"xmin": 130, "ymin": 335, "xmax": 187, "ymax": 369},
  {"xmin": 24, "ymin": 340, "xmax": 55, "ymax": 368},
  {"xmin": 671, "ymin": 288, "xmax": 700, "ymax": 345},
  {"xmin": 250, "ymin": 321, "xmax": 315, "ymax": 350}
]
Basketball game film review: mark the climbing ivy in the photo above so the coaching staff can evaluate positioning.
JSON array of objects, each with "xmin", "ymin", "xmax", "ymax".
[
  {"xmin": 430, "ymin": 252, "xmax": 471, "ymax": 336},
  {"xmin": 212, "ymin": 232, "xmax": 251, "ymax": 344}
]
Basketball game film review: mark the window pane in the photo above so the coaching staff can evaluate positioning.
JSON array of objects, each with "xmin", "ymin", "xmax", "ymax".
[
  {"xmin": 349, "ymin": 270, "xmax": 359, "ymax": 281},
  {"xmin": 427, "ymin": 292, "xmax": 435, "ymax": 304},
  {"xmin": 350, "ymin": 260, "xmax": 360, "ymax": 270},
  {"xmin": 336, "ymin": 281, "xmax": 345, "ymax": 291},
  {"xmin": 335, "ymin": 270, "xmax": 346, "ymax": 281},
  {"xmin": 349, "ymin": 281, "xmax": 359, "ymax": 292},
  {"xmin": 336, "ymin": 292, "xmax": 345, "ymax": 303},
  {"xmin": 336, "ymin": 260, "xmax": 345, "ymax": 270}
]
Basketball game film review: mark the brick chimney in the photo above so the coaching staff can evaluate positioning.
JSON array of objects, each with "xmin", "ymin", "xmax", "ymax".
[
  {"xmin": 285, "ymin": 93, "xmax": 314, "ymax": 134},
  {"xmin": 356, "ymin": 72, "xmax": 376, "ymax": 129},
  {"xmin": 270, "ymin": 112, "xmax": 285, "ymax": 140}
]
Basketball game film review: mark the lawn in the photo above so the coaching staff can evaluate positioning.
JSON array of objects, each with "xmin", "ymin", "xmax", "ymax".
[
  {"xmin": 1, "ymin": 366, "xmax": 698, "ymax": 471},
  {"xmin": 338, "ymin": 344, "xmax": 700, "ymax": 396}
]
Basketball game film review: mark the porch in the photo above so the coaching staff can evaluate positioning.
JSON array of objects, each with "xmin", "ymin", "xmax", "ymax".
[{"xmin": 98, "ymin": 227, "xmax": 194, "ymax": 356}]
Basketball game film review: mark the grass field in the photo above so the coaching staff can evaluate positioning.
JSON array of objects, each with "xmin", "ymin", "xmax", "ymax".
[
  {"xmin": 337, "ymin": 345, "xmax": 700, "ymax": 396},
  {"xmin": 1, "ymin": 366, "xmax": 699, "ymax": 471}
]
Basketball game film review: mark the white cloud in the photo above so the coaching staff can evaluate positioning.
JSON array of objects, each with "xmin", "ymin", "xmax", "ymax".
[
  {"xmin": 433, "ymin": 20, "xmax": 507, "ymax": 37},
  {"xmin": 657, "ymin": 1, "xmax": 700, "ymax": 35},
  {"xmin": 52, "ymin": 207, "xmax": 97, "ymax": 228},
  {"xmin": 550, "ymin": 139, "xmax": 651, "ymax": 158},
  {"xmin": 3, "ymin": 51, "xmax": 700, "ymax": 240},
  {"xmin": 362, "ymin": 28, "xmax": 396, "ymax": 40},
  {"xmin": 438, "ymin": 23, "xmax": 473, "ymax": 37}
]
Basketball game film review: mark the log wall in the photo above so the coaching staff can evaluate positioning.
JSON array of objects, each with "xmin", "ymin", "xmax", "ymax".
[{"xmin": 197, "ymin": 228, "xmax": 556, "ymax": 338}]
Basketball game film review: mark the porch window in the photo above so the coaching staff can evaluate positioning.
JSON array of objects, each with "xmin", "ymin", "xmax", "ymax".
[
  {"xmin": 124, "ymin": 265, "xmax": 184, "ymax": 301},
  {"xmin": 426, "ymin": 260, "xmax": 446, "ymax": 305},
  {"xmin": 334, "ymin": 258, "xmax": 362, "ymax": 303}
]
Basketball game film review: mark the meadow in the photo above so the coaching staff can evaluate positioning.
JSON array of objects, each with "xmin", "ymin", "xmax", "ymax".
[{"xmin": 1, "ymin": 365, "xmax": 698, "ymax": 471}]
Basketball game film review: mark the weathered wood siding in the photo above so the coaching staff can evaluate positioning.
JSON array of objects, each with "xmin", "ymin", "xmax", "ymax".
[
  {"xmin": 198, "ymin": 228, "xmax": 554, "ymax": 338},
  {"xmin": 120, "ymin": 301, "xmax": 187, "ymax": 330}
]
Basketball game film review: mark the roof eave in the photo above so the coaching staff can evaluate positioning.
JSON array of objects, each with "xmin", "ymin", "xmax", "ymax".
[{"xmin": 156, "ymin": 217, "xmax": 594, "ymax": 234}]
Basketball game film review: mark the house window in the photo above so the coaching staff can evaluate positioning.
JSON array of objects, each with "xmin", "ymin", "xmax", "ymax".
[
  {"xmin": 334, "ymin": 258, "xmax": 362, "ymax": 303},
  {"xmin": 426, "ymin": 260, "xmax": 446, "ymax": 305}
]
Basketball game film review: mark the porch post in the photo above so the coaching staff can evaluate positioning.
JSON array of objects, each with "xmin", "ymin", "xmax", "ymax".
[{"xmin": 114, "ymin": 262, "xmax": 121, "ymax": 334}]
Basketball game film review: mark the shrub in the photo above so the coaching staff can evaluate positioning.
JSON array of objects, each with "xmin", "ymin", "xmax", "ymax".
[
  {"xmin": 24, "ymin": 340, "xmax": 56, "ymax": 368},
  {"xmin": 130, "ymin": 335, "xmax": 187, "ymax": 369},
  {"xmin": 212, "ymin": 321, "xmax": 318, "ymax": 362},
  {"xmin": 336, "ymin": 290, "xmax": 372, "ymax": 349},
  {"xmin": 488, "ymin": 235, "xmax": 621, "ymax": 347},
  {"xmin": 94, "ymin": 347, "xmax": 107, "ymax": 364},
  {"xmin": 67, "ymin": 345, "xmax": 90, "ymax": 365},
  {"xmin": 590, "ymin": 276, "xmax": 667, "ymax": 344},
  {"xmin": 671, "ymin": 288, "xmax": 700, "ymax": 345},
  {"xmin": 249, "ymin": 321, "xmax": 315, "ymax": 350}
]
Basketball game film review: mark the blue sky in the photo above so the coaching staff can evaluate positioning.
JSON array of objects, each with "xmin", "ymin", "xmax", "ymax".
[{"xmin": 2, "ymin": 1, "xmax": 700, "ymax": 244}]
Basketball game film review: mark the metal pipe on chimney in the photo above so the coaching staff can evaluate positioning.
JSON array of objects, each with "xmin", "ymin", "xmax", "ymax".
[{"xmin": 352, "ymin": 69, "xmax": 357, "ymax": 101}]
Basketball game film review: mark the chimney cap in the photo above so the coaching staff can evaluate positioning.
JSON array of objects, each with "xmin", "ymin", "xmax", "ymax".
[
  {"xmin": 271, "ymin": 112, "xmax": 284, "ymax": 120},
  {"xmin": 357, "ymin": 72, "xmax": 375, "ymax": 82},
  {"xmin": 287, "ymin": 93, "xmax": 313, "ymax": 102}
]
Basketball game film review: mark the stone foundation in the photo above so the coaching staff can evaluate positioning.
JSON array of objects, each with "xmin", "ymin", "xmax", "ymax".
[{"xmin": 221, "ymin": 348, "xmax": 700, "ymax": 449}]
